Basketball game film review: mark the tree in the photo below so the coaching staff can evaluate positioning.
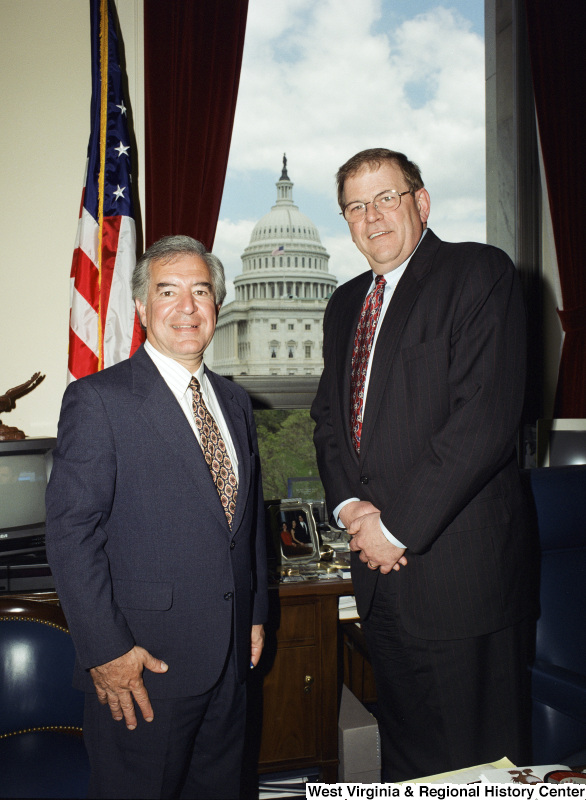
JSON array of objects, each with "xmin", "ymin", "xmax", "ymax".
[{"xmin": 254, "ymin": 409, "xmax": 324, "ymax": 501}]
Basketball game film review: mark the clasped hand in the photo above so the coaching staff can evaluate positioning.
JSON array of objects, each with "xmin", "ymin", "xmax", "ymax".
[{"xmin": 340, "ymin": 501, "xmax": 408, "ymax": 574}]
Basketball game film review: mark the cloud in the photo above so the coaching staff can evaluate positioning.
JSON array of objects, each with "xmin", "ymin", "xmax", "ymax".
[
  {"xmin": 213, "ymin": 217, "xmax": 257, "ymax": 301},
  {"xmin": 215, "ymin": 0, "xmax": 485, "ymax": 293}
]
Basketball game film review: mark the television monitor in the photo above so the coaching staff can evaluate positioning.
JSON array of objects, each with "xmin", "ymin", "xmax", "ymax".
[
  {"xmin": 0, "ymin": 437, "xmax": 56, "ymax": 558},
  {"xmin": 536, "ymin": 419, "xmax": 586, "ymax": 467}
]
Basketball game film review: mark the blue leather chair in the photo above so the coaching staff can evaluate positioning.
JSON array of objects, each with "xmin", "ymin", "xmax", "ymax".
[
  {"xmin": 0, "ymin": 597, "xmax": 90, "ymax": 798},
  {"xmin": 527, "ymin": 465, "xmax": 586, "ymax": 764}
]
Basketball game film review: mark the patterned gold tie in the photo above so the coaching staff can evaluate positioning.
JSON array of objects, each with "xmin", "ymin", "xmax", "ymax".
[{"xmin": 189, "ymin": 376, "xmax": 238, "ymax": 528}]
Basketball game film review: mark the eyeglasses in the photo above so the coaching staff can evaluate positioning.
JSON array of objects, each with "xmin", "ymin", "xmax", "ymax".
[{"xmin": 340, "ymin": 189, "xmax": 413, "ymax": 223}]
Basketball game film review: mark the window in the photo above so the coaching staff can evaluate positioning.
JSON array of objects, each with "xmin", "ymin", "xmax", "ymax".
[
  {"xmin": 288, "ymin": 323, "xmax": 294, "ymax": 330},
  {"xmin": 209, "ymin": 1, "xmax": 486, "ymax": 511}
]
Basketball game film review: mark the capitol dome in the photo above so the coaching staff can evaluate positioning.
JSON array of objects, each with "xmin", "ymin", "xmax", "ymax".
[
  {"xmin": 213, "ymin": 157, "xmax": 338, "ymax": 377},
  {"xmin": 234, "ymin": 156, "xmax": 336, "ymax": 303},
  {"xmin": 248, "ymin": 167, "xmax": 321, "ymax": 246}
]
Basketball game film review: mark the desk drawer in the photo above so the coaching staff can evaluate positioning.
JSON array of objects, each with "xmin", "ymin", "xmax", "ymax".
[{"xmin": 277, "ymin": 599, "xmax": 317, "ymax": 645}]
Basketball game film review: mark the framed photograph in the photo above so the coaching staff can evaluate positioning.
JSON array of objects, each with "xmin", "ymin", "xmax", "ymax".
[{"xmin": 265, "ymin": 499, "xmax": 320, "ymax": 565}]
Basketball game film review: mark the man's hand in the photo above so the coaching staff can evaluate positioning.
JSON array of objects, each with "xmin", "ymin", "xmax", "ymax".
[
  {"xmin": 338, "ymin": 500, "xmax": 380, "ymax": 530},
  {"xmin": 89, "ymin": 645, "xmax": 168, "ymax": 730},
  {"xmin": 250, "ymin": 624, "xmax": 265, "ymax": 668},
  {"xmin": 348, "ymin": 511, "xmax": 407, "ymax": 574}
]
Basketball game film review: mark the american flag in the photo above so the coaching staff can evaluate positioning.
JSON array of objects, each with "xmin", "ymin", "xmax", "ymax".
[
  {"xmin": 271, "ymin": 245, "xmax": 285, "ymax": 256},
  {"xmin": 68, "ymin": 0, "xmax": 143, "ymax": 382}
]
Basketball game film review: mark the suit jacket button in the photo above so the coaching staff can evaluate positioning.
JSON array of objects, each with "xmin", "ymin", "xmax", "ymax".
[
  {"xmin": 230, "ymin": 541, "xmax": 236, "ymax": 550},
  {"xmin": 360, "ymin": 475, "xmax": 369, "ymax": 484},
  {"xmin": 224, "ymin": 592, "xmax": 234, "ymax": 600}
]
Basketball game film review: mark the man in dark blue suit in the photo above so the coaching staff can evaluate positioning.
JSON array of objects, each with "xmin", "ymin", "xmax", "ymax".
[
  {"xmin": 312, "ymin": 149, "xmax": 537, "ymax": 781},
  {"xmin": 46, "ymin": 235, "xmax": 268, "ymax": 799}
]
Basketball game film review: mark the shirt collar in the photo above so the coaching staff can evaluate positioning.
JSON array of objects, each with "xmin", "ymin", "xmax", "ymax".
[
  {"xmin": 144, "ymin": 340, "xmax": 205, "ymax": 400},
  {"xmin": 370, "ymin": 228, "xmax": 427, "ymax": 289}
]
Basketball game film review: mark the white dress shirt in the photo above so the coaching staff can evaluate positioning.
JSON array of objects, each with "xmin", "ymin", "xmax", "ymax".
[
  {"xmin": 334, "ymin": 231, "xmax": 428, "ymax": 549},
  {"xmin": 144, "ymin": 341, "xmax": 239, "ymax": 481}
]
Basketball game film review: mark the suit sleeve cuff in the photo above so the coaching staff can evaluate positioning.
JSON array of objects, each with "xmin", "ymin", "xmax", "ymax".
[
  {"xmin": 332, "ymin": 498, "xmax": 361, "ymax": 528},
  {"xmin": 379, "ymin": 518, "xmax": 407, "ymax": 549}
]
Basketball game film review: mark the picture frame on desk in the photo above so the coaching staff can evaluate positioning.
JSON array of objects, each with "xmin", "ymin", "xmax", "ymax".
[{"xmin": 265, "ymin": 498, "xmax": 320, "ymax": 566}]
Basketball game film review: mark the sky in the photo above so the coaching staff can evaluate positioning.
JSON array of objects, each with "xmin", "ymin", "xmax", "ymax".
[{"xmin": 213, "ymin": 0, "xmax": 485, "ymax": 302}]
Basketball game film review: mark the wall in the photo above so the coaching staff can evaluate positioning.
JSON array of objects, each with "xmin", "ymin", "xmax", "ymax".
[
  {"xmin": 0, "ymin": 0, "xmax": 143, "ymax": 438},
  {"xmin": 538, "ymin": 141, "xmax": 563, "ymax": 418},
  {"xmin": 0, "ymin": 0, "xmax": 89, "ymax": 437},
  {"xmin": 485, "ymin": 0, "xmax": 562, "ymax": 421}
]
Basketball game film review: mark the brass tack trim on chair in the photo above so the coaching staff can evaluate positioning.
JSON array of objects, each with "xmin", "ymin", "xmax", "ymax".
[
  {"xmin": 0, "ymin": 725, "xmax": 83, "ymax": 740},
  {"xmin": 0, "ymin": 616, "xmax": 70, "ymax": 634}
]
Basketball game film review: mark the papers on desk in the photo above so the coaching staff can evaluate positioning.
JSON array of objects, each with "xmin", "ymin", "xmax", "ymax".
[
  {"xmin": 258, "ymin": 768, "xmax": 319, "ymax": 798},
  {"xmin": 401, "ymin": 757, "xmax": 572, "ymax": 784},
  {"xmin": 339, "ymin": 595, "xmax": 358, "ymax": 620}
]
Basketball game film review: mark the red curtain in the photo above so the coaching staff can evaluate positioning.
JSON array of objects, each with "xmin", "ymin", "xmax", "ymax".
[
  {"xmin": 524, "ymin": 0, "xmax": 586, "ymax": 417},
  {"xmin": 144, "ymin": 0, "xmax": 248, "ymax": 250}
]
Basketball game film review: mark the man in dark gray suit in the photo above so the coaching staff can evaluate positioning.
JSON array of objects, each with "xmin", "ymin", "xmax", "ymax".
[
  {"xmin": 46, "ymin": 235, "xmax": 268, "ymax": 799},
  {"xmin": 311, "ymin": 149, "xmax": 536, "ymax": 781}
]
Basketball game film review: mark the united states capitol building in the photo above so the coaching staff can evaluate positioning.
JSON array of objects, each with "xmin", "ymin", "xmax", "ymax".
[{"xmin": 212, "ymin": 157, "xmax": 338, "ymax": 378}]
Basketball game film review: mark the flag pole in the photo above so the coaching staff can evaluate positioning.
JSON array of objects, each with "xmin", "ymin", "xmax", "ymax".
[{"xmin": 97, "ymin": 0, "xmax": 109, "ymax": 371}]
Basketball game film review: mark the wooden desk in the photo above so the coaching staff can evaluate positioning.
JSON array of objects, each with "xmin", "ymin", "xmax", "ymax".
[
  {"xmin": 244, "ymin": 578, "xmax": 353, "ymax": 785},
  {"xmin": 341, "ymin": 620, "xmax": 377, "ymax": 706}
]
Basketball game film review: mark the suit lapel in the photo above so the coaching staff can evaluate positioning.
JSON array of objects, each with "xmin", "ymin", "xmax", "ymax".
[
  {"xmin": 130, "ymin": 347, "xmax": 231, "ymax": 532},
  {"xmin": 358, "ymin": 270, "xmax": 421, "ymax": 459},
  {"xmin": 358, "ymin": 231, "xmax": 440, "ymax": 460}
]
